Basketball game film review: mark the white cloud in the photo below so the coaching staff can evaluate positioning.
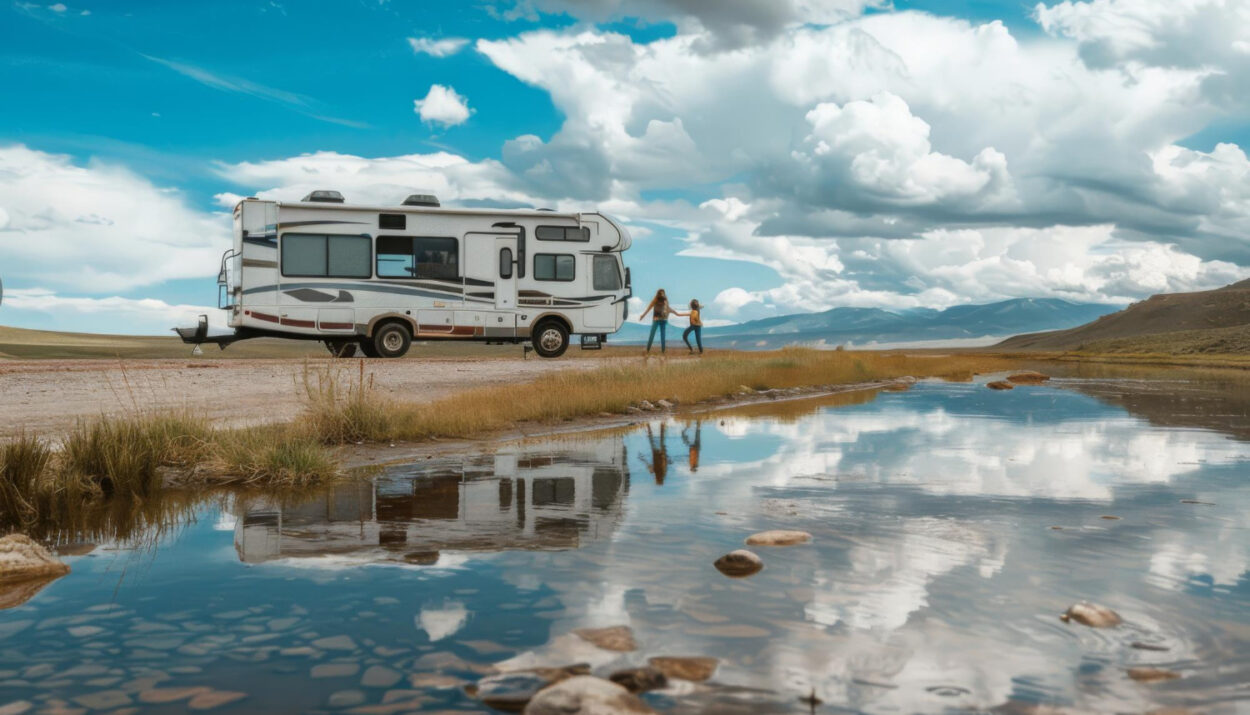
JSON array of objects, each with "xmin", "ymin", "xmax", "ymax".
[
  {"xmin": 48, "ymin": 2, "xmax": 66, "ymax": 11},
  {"xmin": 213, "ymin": 150, "xmax": 535, "ymax": 208},
  {"xmin": 413, "ymin": 84, "xmax": 473, "ymax": 127},
  {"xmin": 407, "ymin": 36, "xmax": 470, "ymax": 57},
  {"xmin": 1, "ymin": 288, "xmax": 224, "ymax": 334},
  {"xmin": 794, "ymin": 92, "xmax": 1014, "ymax": 208},
  {"xmin": 0, "ymin": 145, "xmax": 228, "ymax": 293}
]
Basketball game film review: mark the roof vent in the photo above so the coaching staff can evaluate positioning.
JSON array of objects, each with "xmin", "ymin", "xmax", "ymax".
[
  {"xmin": 402, "ymin": 194, "xmax": 440, "ymax": 207},
  {"xmin": 302, "ymin": 190, "xmax": 345, "ymax": 203}
]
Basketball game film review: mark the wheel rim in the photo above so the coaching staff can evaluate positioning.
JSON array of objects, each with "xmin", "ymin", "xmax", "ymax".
[
  {"xmin": 382, "ymin": 331, "xmax": 404, "ymax": 352},
  {"xmin": 539, "ymin": 328, "xmax": 563, "ymax": 352}
]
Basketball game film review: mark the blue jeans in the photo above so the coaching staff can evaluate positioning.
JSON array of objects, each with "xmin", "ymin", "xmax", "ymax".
[
  {"xmin": 647, "ymin": 320, "xmax": 667, "ymax": 352},
  {"xmin": 683, "ymin": 325, "xmax": 702, "ymax": 353}
]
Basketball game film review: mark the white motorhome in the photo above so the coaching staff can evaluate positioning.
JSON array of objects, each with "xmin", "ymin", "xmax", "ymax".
[{"xmin": 179, "ymin": 190, "xmax": 633, "ymax": 358}]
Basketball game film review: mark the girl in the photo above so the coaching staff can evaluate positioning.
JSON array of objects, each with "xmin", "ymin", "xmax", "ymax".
[
  {"xmin": 682, "ymin": 299, "xmax": 704, "ymax": 355},
  {"xmin": 639, "ymin": 289, "xmax": 670, "ymax": 353}
]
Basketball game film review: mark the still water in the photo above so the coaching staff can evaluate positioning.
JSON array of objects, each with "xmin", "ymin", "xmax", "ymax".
[{"xmin": 3, "ymin": 375, "xmax": 1249, "ymax": 713}]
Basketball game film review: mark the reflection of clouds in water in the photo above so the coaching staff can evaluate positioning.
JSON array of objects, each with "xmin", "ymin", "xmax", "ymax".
[
  {"xmin": 418, "ymin": 600, "xmax": 469, "ymax": 641},
  {"xmin": 711, "ymin": 405, "xmax": 1249, "ymax": 501},
  {"xmin": 804, "ymin": 518, "xmax": 1003, "ymax": 632}
]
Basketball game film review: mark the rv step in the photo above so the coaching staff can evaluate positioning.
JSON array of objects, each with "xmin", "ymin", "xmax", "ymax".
[{"xmin": 172, "ymin": 315, "xmax": 242, "ymax": 351}]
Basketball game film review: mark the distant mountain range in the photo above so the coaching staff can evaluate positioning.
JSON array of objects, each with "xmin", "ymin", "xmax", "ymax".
[
  {"xmin": 615, "ymin": 298, "xmax": 1123, "ymax": 349},
  {"xmin": 997, "ymin": 279, "xmax": 1250, "ymax": 353}
]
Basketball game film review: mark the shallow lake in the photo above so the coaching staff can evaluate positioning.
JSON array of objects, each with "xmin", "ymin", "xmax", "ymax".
[{"xmin": 3, "ymin": 372, "xmax": 1249, "ymax": 713}]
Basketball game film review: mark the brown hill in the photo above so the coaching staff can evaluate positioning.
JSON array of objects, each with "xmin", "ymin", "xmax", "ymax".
[{"xmin": 997, "ymin": 280, "xmax": 1250, "ymax": 352}]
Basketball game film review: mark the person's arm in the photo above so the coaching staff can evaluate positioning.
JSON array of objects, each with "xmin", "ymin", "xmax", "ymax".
[
  {"xmin": 640, "ymin": 298, "xmax": 655, "ymax": 319},
  {"xmin": 670, "ymin": 309, "xmax": 687, "ymax": 317}
]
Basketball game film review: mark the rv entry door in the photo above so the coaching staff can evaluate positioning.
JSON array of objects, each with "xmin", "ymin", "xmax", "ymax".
[{"xmin": 495, "ymin": 237, "xmax": 518, "ymax": 311}]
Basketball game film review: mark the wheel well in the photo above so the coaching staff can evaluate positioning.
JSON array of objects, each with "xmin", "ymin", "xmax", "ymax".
[
  {"xmin": 531, "ymin": 313, "xmax": 572, "ymax": 335},
  {"xmin": 367, "ymin": 314, "xmax": 415, "ymax": 337}
]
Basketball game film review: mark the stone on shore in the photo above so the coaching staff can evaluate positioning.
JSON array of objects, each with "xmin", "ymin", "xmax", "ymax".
[
  {"xmin": 573, "ymin": 626, "xmax": 636, "ymax": 652},
  {"xmin": 714, "ymin": 550, "xmax": 763, "ymax": 578},
  {"xmin": 608, "ymin": 667, "xmax": 667, "ymax": 694},
  {"xmin": 647, "ymin": 656, "xmax": 718, "ymax": 682},
  {"xmin": 986, "ymin": 381, "xmax": 1014, "ymax": 390},
  {"xmin": 1127, "ymin": 667, "xmax": 1180, "ymax": 683},
  {"xmin": 1006, "ymin": 371, "xmax": 1050, "ymax": 384},
  {"xmin": 1059, "ymin": 602, "xmax": 1122, "ymax": 628},
  {"xmin": 744, "ymin": 530, "xmax": 812, "ymax": 547},
  {"xmin": 0, "ymin": 535, "xmax": 69, "ymax": 580},
  {"xmin": 522, "ymin": 676, "xmax": 656, "ymax": 714},
  {"xmin": 475, "ymin": 665, "xmax": 589, "ymax": 712}
]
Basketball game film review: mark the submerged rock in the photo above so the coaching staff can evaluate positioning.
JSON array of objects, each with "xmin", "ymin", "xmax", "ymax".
[
  {"xmin": 744, "ymin": 530, "xmax": 812, "ymax": 547},
  {"xmin": 986, "ymin": 381, "xmax": 1014, "ymax": 390},
  {"xmin": 573, "ymin": 625, "xmax": 637, "ymax": 652},
  {"xmin": 1006, "ymin": 371, "xmax": 1050, "ymax": 384},
  {"xmin": 476, "ymin": 665, "xmax": 590, "ymax": 712},
  {"xmin": 523, "ymin": 676, "xmax": 655, "ymax": 715},
  {"xmin": 1127, "ymin": 667, "xmax": 1180, "ymax": 683},
  {"xmin": 648, "ymin": 656, "xmax": 718, "ymax": 682},
  {"xmin": 608, "ymin": 667, "xmax": 667, "ymax": 694},
  {"xmin": 714, "ymin": 550, "xmax": 763, "ymax": 578},
  {"xmin": 1059, "ymin": 602, "xmax": 1122, "ymax": 628}
]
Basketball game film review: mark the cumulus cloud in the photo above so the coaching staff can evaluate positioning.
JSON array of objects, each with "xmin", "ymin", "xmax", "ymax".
[
  {"xmin": 407, "ymin": 36, "xmax": 470, "ymax": 57},
  {"xmin": 1, "ymin": 288, "xmax": 224, "ymax": 334},
  {"xmin": 213, "ymin": 150, "xmax": 535, "ymax": 208},
  {"xmin": 688, "ymin": 198, "xmax": 1245, "ymax": 319},
  {"xmin": 413, "ymin": 84, "xmax": 473, "ymax": 127},
  {"xmin": 790, "ymin": 92, "xmax": 1014, "ymax": 209},
  {"xmin": 490, "ymin": 0, "xmax": 885, "ymax": 49},
  {"xmin": 0, "ymin": 145, "xmax": 228, "ymax": 293}
]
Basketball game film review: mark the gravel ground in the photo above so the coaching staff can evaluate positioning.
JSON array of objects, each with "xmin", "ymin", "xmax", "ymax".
[{"xmin": 0, "ymin": 357, "xmax": 604, "ymax": 439}]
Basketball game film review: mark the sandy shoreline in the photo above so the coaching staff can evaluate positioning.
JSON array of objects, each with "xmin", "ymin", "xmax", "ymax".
[{"xmin": 0, "ymin": 357, "xmax": 610, "ymax": 440}]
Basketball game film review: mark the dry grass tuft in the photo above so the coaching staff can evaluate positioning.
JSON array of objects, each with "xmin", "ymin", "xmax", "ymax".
[
  {"xmin": 301, "ymin": 361, "xmax": 396, "ymax": 443},
  {"xmin": 209, "ymin": 425, "xmax": 339, "ymax": 487}
]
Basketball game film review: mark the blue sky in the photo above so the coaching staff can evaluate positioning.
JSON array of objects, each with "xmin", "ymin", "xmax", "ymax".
[{"xmin": 1, "ymin": 0, "xmax": 1248, "ymax": 333}]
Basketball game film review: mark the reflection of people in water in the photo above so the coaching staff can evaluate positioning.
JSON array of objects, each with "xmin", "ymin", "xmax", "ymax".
[
  {"xmin": 643, "ymin": 423, "xmax": 669, "ymax": 485},
  {"xmin": 682, "ymin": 420, "xmax": 702, "ymax": 473}
]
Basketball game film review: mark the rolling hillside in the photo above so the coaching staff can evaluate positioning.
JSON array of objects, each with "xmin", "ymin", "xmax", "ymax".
[
  {"xmin": 997, "ymin": 280, "xmax": 1250, "ymax": 352},
  {"xmin": 618, "ymin": 298, "xmax": 1121, "ymax": 348}
]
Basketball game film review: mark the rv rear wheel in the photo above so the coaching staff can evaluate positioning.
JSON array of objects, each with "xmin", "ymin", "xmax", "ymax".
[
  {"xmin": 531, "ymin": 320, "xmax": 569, "ymax": 359},
  {"xmin": 372, "ymin": 322, "xmax": 412, "ymax": 359},
  {"xmin": 325, "ymin": 340, "xmax": 358, "ymax": 358}
]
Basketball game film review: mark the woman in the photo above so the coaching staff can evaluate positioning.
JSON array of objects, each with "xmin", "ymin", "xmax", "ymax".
[
  {"xmin": 681, "ymin": 299, "xmax": 703, "ymax": 355},
  {"xmin": 639, "ymin": 289, "xmax": 671, "ymax": 354}
]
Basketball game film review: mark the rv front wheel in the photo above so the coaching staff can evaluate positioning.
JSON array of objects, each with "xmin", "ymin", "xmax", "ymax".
[
  {"xmin": 532, "ymin": 320, "xmax": 569, "ymax": 359},
  {"xmin": 372, "ymin": 322, "xmax": 412, "ymax": 359}
]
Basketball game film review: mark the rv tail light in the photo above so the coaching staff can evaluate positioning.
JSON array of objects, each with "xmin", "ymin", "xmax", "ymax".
[{"xmin": 302, "ymin": 190, "xmax": 345, "ymax": 203}]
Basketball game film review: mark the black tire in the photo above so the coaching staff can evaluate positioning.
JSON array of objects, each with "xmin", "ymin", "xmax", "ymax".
[
  {"xmin": 531, "ymin": 320, "xmax": 569, "ymax": 359},
  {"xmin": 372, "ymin": 322, "xmax": 412, "ymax": 359},
  {"xmin": 325, "ymin": 340, "xmax": 358, "ymax": 358},
  {"xmin": 358, "ymin": 339, "xmax": 380, "ymax": 358}
]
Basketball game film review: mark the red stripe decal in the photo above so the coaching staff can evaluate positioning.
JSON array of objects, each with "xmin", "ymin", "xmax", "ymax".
[{"xmin": 252, "ymin": 312, "xmax": 280, "ymax": 323}]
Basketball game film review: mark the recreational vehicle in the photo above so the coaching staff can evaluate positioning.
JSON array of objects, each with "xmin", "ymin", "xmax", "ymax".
[{"xmin": 178, "ymin": 191, "xmax": 633, "ymax": 358}]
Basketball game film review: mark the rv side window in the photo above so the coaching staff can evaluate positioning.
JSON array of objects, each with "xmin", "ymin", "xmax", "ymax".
[
  {"xmin": 535, "ymin": 225, "xmax": 590, "ymax": 242},
  {"xmin": 592, "ymin": 255, "xmax": 622, "ymax": 290},
  {"xmin": 534, "ymin": 253, "xmax": 575, "ymax": 282},
  {"xmin": 376, "ymin": 236, "xmax": 459, "ymax": 280},
  {"xmin": 281, "ymin": 233, "xmax": 371, "ymax": 278},
  {"xmin": 500, "ymin": 248, "xmax": 514, "ymax": 279}
]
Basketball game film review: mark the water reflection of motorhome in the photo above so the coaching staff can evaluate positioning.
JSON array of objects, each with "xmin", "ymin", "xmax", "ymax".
[{"xmin": 233, "ymin": 438, "xmax": 630, "ymax": 565}]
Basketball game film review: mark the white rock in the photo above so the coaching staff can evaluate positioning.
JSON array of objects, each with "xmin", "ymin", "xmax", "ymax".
[{"xmin": 523, "ymin": 676, "xmax": 656, "ymax": 714}]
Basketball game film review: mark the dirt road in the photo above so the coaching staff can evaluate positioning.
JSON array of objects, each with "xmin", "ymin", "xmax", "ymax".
[{"xmin": 0, "ymin": 357, "xmax": 602, "ymax": 439}]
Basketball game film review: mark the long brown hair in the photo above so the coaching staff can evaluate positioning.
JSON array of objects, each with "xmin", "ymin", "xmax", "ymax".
[{"xmin": 653, "ymin": 289, "xmax": 667, "ymax": 310}]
